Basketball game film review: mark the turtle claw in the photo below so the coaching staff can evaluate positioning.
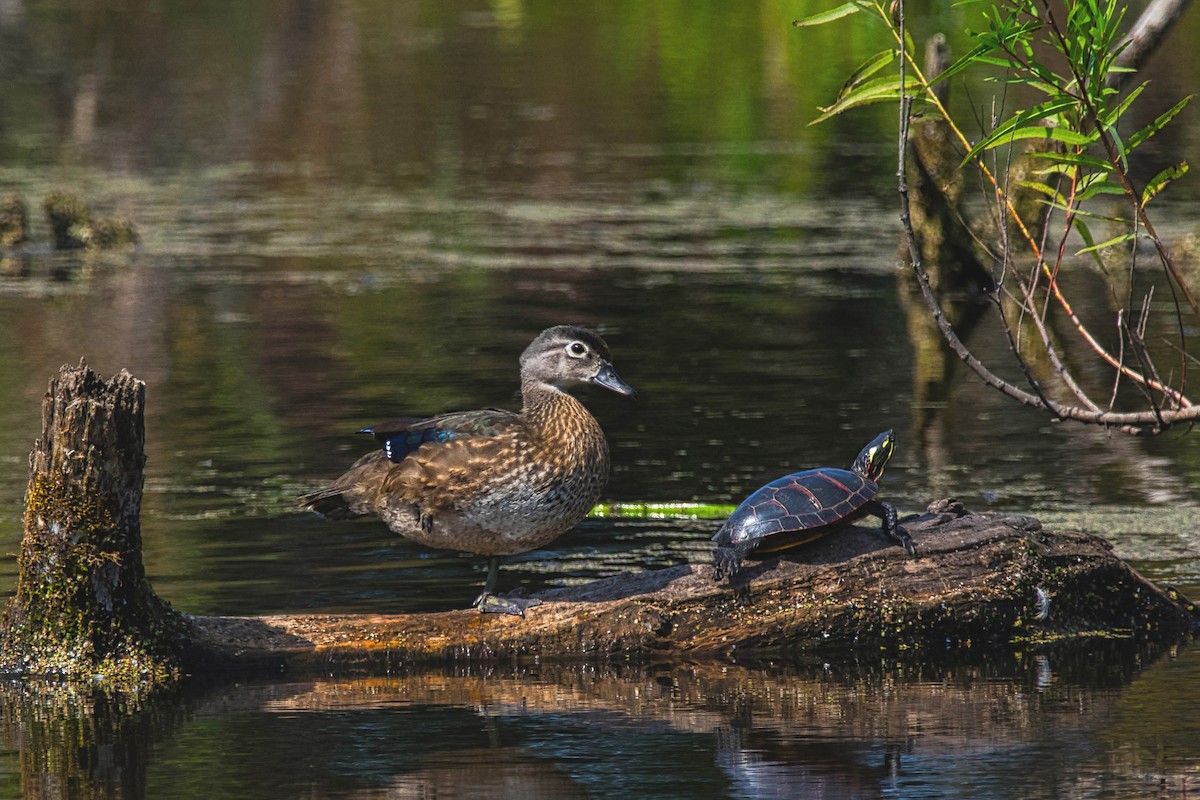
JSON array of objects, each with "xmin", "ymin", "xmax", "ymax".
[
  {"xmin": 893, "ymin": 526, "xmax": 917, "ymax": 556},
  {"xmin": 712, "ymin": 546, "xmax": 743, "ymax": 582},
  {"xmin": 475, "ymin": 592, "xmax": 542, "ymax": 617}
]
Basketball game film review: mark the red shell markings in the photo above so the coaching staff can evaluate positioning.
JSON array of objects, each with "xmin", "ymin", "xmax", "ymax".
[{"xmin": 726, "ymin": 467, "xmax": 877, "ymax": 544}]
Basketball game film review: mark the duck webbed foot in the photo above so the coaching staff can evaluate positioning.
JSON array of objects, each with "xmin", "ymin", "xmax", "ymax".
[
  {"xmin": 474, "ymin": 592, "xmax": 542, "ymax": 616},
  {"xmin": 474, "ymin": 556, "xmax": 541, "ymax": 616}
]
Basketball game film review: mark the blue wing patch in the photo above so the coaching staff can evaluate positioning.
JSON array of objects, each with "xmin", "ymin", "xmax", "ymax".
[
  {"xmin": 361, "ymin": 425, "xmax": 458, "ymax": 463},
  {"xmin": 360, "ymin": 408, "xmax": 516, "ymax": 464}
]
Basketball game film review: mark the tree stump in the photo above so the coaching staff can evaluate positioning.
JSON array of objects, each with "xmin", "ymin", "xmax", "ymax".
[{"xmin": 0, "ymin": 362, "xmax": 187, "ymax": 685}]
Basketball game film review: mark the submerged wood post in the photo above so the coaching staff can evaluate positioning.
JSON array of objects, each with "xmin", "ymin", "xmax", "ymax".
[{"xmin": 0, "ymin": 362, "xmax": 186, "ymax": 685}]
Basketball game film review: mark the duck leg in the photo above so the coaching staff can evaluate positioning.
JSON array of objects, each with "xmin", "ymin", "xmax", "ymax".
[{"xmin": 474, "ymin": 556, "xmax": 542, "ymax": 616}]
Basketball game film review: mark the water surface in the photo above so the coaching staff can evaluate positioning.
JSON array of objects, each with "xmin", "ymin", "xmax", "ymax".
[
  {"xmin": 0, "ymin": 1, "xmax": 1198, "ymax": 797},
  {"xmin": 3, "ymin": 645, "xmax": 1199, "ymax": 799}
]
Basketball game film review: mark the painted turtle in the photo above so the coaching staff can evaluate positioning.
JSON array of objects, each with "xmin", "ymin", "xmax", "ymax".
[{"xmin": 711, "ymin": 430, "xmax": 916, "ymax": 581}]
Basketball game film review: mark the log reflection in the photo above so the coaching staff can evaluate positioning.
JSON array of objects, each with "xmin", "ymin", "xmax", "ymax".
[{"xmin": 3, "ymin": 641, "xmax": 1197, "ymax": 799}]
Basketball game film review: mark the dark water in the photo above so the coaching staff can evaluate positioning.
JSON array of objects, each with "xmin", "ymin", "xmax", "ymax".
[
  {"xmin": 3, "ymin": 646, "xmax": 1200, "ymax": 799},
  {"xmin": 1, "ymin": 1, "xmax": 1199, "ymax": 797}
]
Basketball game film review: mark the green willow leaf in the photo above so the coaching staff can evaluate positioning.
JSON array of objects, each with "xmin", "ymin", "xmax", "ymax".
[
  {"xmin": 1141, "ymin": 162, "xmax": 1189, "ymax": 205},
  {"xmin": 793, "ymin": 2, "xmax": 865, "ymax": 27},
  {"xmin": 1040, "ymin": 199, "xmax": 1125, "ymax": 221},
  {"xmin": 1076, "ymin": 231, "xmax": 1137, "ymax": 255},
  {"xmin": 964, "ymin": 52, "xmax": 1021, "ymax": 70},
  {"xmin": 1015, "ymin": 180, "xmax": 1065, "ymax": 204},
  {"xmin": 932, "ymin": 18, "xmax": 1044, "ymax": 86},
  {"xmin": 929, "ymin": 41, "xmax": 1003, "ymax": 85},
  {"xmin": 1126, "ymin": 94, "xmax": 1195, "ymax": 152},
  {"xmin": 1002, "ymin": 125, "xmax": 1095, "ymax": 147},
  {"xmin": 810, "ymin": 75, "xmax": 921, "ymax": 125},
  {"xmin": 1109, "ymin": 127, "xmax": 1128, "ymax": 169},
  {"xmin": 835, "ymin": 49, "xmax": 898, "ymax": 102},
  {"xmin": 1098, "ymin": 83, "xmax": 1144, "ymax": 128},
  {"xmin": 1076, "ymin": 179, "xmax": 1126, "ymax": 202},
  {"xmin": 1074, "ymin": 219, "xmax": 1108, "ymax": 271},
  {"xmin": 962, "ymin": 96, "xmax": 1081, "ymax": 163},
  {"xmin": 1029, "ymin": 151, "xmax": 1114, "ymax": 172},
  {"xmin": 1029, "ymin": 162, "xmax": 1075, "ymax": 179}
]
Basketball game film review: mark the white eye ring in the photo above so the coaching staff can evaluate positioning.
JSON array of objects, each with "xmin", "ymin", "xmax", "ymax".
[{"xmin": 566, "ymin": 341, "xmax": 588, "ymax": 358}]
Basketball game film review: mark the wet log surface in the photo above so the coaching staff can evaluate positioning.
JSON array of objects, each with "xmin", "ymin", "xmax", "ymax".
[{"xmin": 186, "ymin": 500, "xmax": 1198, "ymax": 674}]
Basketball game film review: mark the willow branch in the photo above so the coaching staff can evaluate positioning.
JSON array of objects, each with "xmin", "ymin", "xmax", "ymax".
[
  {"xmin": 877, "ymin": 1, "xmax": 1189, "ymax": 405},
  {"xmin": 1041, "ymin": 0, "xmax": 1197, "ymax": 318},
  {"xmin": 895, "ymin": 0, "xmax": 1200, "ymax": 434}
]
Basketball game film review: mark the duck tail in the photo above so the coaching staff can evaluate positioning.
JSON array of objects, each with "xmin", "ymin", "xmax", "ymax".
[
  {"xmin": 299, "ymin": 485, "xmax": 359, "ymax": 519},
  {"xmin": 300, "ymin": 450, "xmax": 393, "ymax": 520}
]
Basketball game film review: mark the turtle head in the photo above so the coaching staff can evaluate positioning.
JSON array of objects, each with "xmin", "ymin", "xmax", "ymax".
[{"xmin": 852, "ymin": 429, "xmax": 894, "ymax": 482}]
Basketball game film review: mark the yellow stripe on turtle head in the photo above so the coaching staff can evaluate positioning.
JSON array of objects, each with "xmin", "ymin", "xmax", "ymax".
[{"xmin": 853, "ymin": 429, "xmax": 894, "ymax": 482}]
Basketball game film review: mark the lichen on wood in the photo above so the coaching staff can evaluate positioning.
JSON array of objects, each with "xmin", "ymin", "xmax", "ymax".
[
  {"xmin": 41, "ymin": 191, "xmax": 138, "ymax": 250},
  {"xmin": 0, "ymin": 362, "xmax": 188, "ymax": 687}
]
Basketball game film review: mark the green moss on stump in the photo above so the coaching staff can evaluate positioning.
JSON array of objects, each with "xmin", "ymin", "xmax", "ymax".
[
  {"xmin": 0, "ymin": 364, "xmax": 187, "ymax": 689},
  {"xmin": 0, "ymin": 195, "xmax": 28, "ymax": 247}
]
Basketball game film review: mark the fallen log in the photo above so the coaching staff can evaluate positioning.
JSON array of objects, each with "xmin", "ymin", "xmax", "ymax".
[
  {"xmin": 186, "ymin": 498, "xmax": 1198, "ymax": 673},
  {"xmin": 2, "ymin": 364, "xmax": 1195, "ymax": 685}
]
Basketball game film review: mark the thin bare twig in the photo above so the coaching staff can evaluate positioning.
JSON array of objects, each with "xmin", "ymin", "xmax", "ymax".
[
  {"xmin": 894, "ymin": 0, "xmax": 1200, "ymax": 434},
  {"xmin": 879, "ymin": 0, "xmax": 1192, "ymax": 409}
]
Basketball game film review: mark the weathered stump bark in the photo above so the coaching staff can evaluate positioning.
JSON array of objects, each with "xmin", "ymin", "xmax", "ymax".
[
  {"xmin": 184, "ymin": 500, "xmax": 1197, "ymax": 674},
  {"xmin": 0, "ymin": 362, "xmax": 187, "ymax": 685}
]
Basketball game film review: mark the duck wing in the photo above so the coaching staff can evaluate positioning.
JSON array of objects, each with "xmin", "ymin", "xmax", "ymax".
[
  {"xmin": 301, "ymin": 408, "xmax": 523, "ymax": 519},
  {"xmin": 362, "ymin": 408, "xmax": 520, "ymax": 463}
]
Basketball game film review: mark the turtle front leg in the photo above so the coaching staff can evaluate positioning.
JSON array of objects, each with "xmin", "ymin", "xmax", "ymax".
[
  {"xmin": 865, "ymin": 500, "xmax": 916, "ymax": 556},
  {"xmin": 712, "ymin": 542, "xmax": 754, "ymax": 581}
]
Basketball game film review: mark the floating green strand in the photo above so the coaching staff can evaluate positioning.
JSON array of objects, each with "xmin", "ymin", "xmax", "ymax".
[{"xmin": 588, "ymin": 502, "xmax": 736, "ymax": 520}]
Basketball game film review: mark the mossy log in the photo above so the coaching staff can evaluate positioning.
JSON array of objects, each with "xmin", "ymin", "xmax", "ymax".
[
  {"xmin": 186, "ymin": 499, "xmax": 1197, "ymax": 673},
  {"xmin": 0, "ymin": 363, "xmax": 187, "ymax": 685}
]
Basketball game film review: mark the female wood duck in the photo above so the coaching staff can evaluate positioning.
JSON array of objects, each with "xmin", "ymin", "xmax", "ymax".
[{"xmin": 300, "ymin": 325, "xmax": 635, "ymax": 616}]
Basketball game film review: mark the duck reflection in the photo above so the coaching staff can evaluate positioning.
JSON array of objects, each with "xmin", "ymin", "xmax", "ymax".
[
  {"xmin": 0, "ymin": 642, "xmax": 1194, "ymax": 800},
  {"xmin": 714, "ymin": 725, "xmax": 909, "ymax": 799}
]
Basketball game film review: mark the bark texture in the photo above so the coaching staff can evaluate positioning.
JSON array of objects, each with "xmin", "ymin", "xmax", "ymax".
[
  {"xmin": 0, "ymin": 362, "xmax": 187, "ymax": 685},
  {"xmin": 185, "ymin": 500, "xmax": 1197, "ymax": 674}
]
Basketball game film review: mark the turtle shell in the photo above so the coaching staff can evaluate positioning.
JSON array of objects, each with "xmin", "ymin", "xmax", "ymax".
[{"xmin": 712, "ymin": 467, "xmax": 878, "ymax": 552}]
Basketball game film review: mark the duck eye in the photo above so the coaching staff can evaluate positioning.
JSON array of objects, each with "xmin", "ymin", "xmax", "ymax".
[{"xmin": 566, "ymin": 342, "xmax": 588, "ymax": 358}]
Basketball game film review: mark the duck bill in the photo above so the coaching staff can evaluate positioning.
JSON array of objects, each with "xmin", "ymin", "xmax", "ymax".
[{"xmin": 592, "ymin": 362, "xmax": 636, "ymax": 397}]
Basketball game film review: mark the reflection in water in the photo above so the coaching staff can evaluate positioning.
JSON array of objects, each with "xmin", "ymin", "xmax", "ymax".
[
  {"xmin": 0, "ymin": 684, "xmax": 180, "ymax": 799},
  {"xmin": 0, "ymin": 643, "xmax": 1197, "ymax": 799},
  {"xmin": 0, "ymin": 2, "xmax": 1198, "ymax": 798}
]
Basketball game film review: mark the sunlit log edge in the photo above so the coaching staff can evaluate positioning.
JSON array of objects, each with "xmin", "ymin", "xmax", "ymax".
[{"xmin": 179, "ymin": 504, "xmax": 1199, "ymax": 675}]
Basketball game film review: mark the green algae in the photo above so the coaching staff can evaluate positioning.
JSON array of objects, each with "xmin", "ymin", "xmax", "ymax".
[{"xmin": 589, "ymin": 502, "xmax": 736, "ymax": 520}]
